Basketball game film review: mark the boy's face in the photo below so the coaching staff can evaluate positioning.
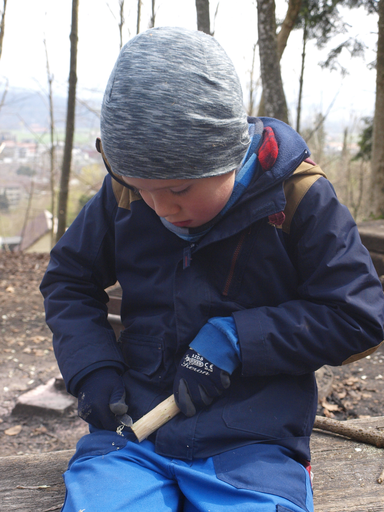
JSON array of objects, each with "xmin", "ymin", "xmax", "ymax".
[{"xmin": 122, "ymin": 171, "xmax": 236, "ymax": 228}]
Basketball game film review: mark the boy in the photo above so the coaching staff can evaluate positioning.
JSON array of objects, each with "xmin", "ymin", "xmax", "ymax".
[{"xmin": 40, "ymin": 27, "xmax": 384, "ymax": 512}]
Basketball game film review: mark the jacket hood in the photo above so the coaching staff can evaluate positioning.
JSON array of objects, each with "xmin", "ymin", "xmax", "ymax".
[{"xmin": 197, "ymin": 117, "xmax": 311, "ymax": 246}]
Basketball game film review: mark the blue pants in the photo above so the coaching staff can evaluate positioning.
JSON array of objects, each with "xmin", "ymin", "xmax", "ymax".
[{"xmin": 62, "ymin": 429, "xmax": 313, "ymax": 512}]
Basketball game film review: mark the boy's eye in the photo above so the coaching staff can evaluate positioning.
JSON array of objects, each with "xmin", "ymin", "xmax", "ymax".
[{"xmin": 170, "ymin": 186, "xmax": 191, "ymax": 196}]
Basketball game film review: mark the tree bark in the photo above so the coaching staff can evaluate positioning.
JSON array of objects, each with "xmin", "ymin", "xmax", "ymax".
[
  {"xmin": 370, "ymin": 0, "xmax": 384, "ymax": 218},
  {"xmin": 257, "ymin": 0, "xmax": 288, "ymax": 123},
  {"xmin": 0, "ymin": 0, "xmax": 7, "ymax": 61},
  {"xmin": 56, "ymin": 0, "xmax": 79, "ymax": 242},
  {"xmin": 195, "ymin": 0, "xmax": 211, "ymax": 34}
]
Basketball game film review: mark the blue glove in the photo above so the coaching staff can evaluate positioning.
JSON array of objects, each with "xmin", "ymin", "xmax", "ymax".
[
  {"xmin": 77, "ymin": 367, "xmax": 132, "ymax": 430},
  {"xmin": 173, "ymin": 348, "xmax": 231, "ymax": 417}
]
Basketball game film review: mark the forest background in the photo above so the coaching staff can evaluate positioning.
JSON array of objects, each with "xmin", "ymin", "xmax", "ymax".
[{"xmin": 0, "ymin": 0, "xmax": 383, "ymax": 245}]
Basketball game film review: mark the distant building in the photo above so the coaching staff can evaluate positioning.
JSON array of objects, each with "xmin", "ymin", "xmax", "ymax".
[
  {"xmin": 18, "ymin": 210, "xmax": 55, "ymax": 253},
  {"xmin": 0, "ymin": 210, "xmax": 54, "ymax": 252},
  {"xmin": 0, "ymin": 183, "xmax": 22, "ymax": 207},
  {"xmin": 0, "ymin": 236, "xmax": 22, "ymax": 252}
]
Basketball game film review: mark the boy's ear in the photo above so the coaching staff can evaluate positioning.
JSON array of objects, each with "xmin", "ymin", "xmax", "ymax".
[
  {"xmin": 95, "ymin": 137, "xmax": 133, "ymax": 191},
  {"xmin": 96, "ymin": 137, "xmax": 111, "ymax": 169}
]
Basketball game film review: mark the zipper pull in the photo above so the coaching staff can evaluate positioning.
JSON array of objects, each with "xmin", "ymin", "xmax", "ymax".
[{"xmin": 183, "ymin": 244, "xmax": 194, "ymax": 269}]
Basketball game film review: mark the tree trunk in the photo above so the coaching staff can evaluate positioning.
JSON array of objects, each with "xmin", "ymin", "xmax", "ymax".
[
  {"xmin": 20, "ymin": 178, "xmax": 35, "ymax": 251},
  {"xmin": 277, "ymin": 0, "xmax": 302, "ymax": 59},
  {"xmin": 0, "ymin": 0, "xmax": 7, "ymax": 61},
  {"xmin": 118, "ymin": 0, "xmax": 125, "ymax": 49},
  {"xmin": 257, "ymin": 0, "xmax": 288, "ymax": 123},
  {"xmin": 296, "ymin": 18, "xmax": 307, "ymax": 133},
  {"xmin": 149, "ymin": 0, "xmax": 156, "ymax": 28},
  {"xmin": 248, "ymin": 43, "xmax": 259, "ymax": 116},
  {"xmin": 257, "ymin": 0, "xmax": 302, "ymax": 118},
  {"xmin": 136, "ymin": 0, "xmax": 141, "ymax": 34},
  {"xmin": 44, "ymin": 39, "xmax": 56, "ymax": 249},
  {"xmin": 195, "ymin": 0, "xmax": 211, "ymax": 34},
  {"xmin": 56, "ymin": 0, "xmax": 79, "ymax": 242},
  {"xmin": 370, "ymin": 0, "xmax": 384, "ymax": 218}
]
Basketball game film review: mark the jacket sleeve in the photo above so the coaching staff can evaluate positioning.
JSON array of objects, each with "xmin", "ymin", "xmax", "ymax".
[
  {"xmin": 40, "ymin": 176, "xmax": 126, "ymax": 394},
  {"xmin": 233, "ymin": 177, "xmax": 384, "ymax": 377}
]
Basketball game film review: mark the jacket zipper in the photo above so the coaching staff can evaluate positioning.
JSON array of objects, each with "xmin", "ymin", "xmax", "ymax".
[
  {"xmin": 222, "ymin": 229, "xmax": 249, "ymax": 296},
  {"xmin": 183, "ymin": 244, "xmax": 195, "ymax": 269}
]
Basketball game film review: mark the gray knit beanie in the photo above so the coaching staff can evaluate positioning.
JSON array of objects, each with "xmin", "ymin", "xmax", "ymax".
[{"xmin": 100, "ymin": 26, "xmax": 250, "ymax": 179}]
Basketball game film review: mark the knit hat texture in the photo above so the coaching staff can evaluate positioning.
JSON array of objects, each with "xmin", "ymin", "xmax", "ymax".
[{"xmin": 100, "ymin": 26, "xmax": 250, "ymax": 179}]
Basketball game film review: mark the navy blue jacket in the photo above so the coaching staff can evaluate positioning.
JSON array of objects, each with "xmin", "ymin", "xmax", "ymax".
[{"xmin": 40, "ymin": 118, "xmax": 384, "ymax": 462}]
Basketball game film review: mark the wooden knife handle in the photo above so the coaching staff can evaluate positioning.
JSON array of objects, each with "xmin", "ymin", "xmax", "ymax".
[{"xmin": 131, "ymin": 395, "xmax": 180, "ymax": 442}]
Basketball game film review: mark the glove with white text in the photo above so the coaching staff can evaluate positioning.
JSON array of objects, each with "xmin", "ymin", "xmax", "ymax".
[{"xmin": 173, "ymin": 348, "xmax": 231, "ymax": 417}]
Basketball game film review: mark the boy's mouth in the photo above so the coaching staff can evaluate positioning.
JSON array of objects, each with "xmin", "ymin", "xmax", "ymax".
[{"xmin": 171, "ymin": 220, "xmax": 192, "ymax": 227}]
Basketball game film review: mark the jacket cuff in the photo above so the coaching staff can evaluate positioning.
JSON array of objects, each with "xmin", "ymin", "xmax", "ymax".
[
  {"xmin": 190, "ymin": 317, "xmax": 241, "ymax": 374},
  {"xmin": 69, "ymin": 361, "xmax": 126, "ymax": 397}
]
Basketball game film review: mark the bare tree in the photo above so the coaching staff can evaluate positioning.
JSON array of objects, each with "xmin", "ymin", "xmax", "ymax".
[
  {"xmin": 149, "ymin": 0, "xmax": 156, "ymax": 28},
  {"xmin": 0, "ymin": 0, "xmax": 7, "ymax": 61},
  {"xmin": 0, "ymin": 77, "xmax": 8, "ymax": 114},
  {"xmin": 137, "ymin": 0, "xmax": 141, "ymax": 34},
  {"xmin": 56, "ymin": 0, "xmax": 79, "ymax": 242},
  {"xmin": 106, "ymin": 1, "xmax": 127, "ymax": 49},
  {"xmin": 257, "ymin": 0, "xmax": 288, "ymax": 123},
  {"xmin": 195, "ymin": 0, "xmax": 211, "ymax": 34},
  {"xmin": 248, "ymin": 43, "xmax": 259, "ymax": 116},
  {"xmin": 277, "ymin": 0, "xmax": 302, "ymax": 58},
  {"xmin": 0, "ymin": 0, "xmax": 8, "ymax": 116},
  {"xmin": 296, "ymin": 18, "xmax": 307, "ymax": 133},
  {"xmin": 370, "ymin": 0, "xmax": 384, "ymax": 217},
  {"xmin": 257, "ymin": 0, "xmax": 302, "ymax": 119},
  {"xmin": 44, "ymin": 39, "xmax": 56, "ymax": 248},
  {"xmin": 118, "ymin": 0, "xmax": 125, "ymax": 49}
]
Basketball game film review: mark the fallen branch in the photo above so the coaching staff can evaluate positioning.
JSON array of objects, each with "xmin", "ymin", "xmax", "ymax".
[
  {"xmin": 314, "ymin": 415, "xmax": 384, "ymax": 448},
  {"xmin": 16, "ymin": 484, "xmax": 51, "ymax": 490}
]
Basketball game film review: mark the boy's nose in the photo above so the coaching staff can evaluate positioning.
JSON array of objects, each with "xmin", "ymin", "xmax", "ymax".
[{"xmin": 152, "ymin": 196, "xmax": 180, "ymax": 218}]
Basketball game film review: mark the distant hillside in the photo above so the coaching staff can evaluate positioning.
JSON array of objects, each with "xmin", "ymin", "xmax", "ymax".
[{"xmin": 0, "ymin": 87, "xmax": 102, "ymax": 134}]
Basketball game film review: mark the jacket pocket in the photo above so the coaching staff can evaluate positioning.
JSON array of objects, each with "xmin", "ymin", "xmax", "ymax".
[
  {"xmin": 222, "ymin": 374, "xmax": 317, "ymax": 439},
  {"xmin": 119, "ymin": 332, "xmax": 163, "ymax": 376},
  {"xmin": 213, "ymin": 444, "xmax": 311, "ymax": 512}
]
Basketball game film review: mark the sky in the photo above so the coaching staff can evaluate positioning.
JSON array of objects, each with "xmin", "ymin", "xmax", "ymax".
[{"xmin": 0, "ymin": 0, "xmax": 379, "ymax": 136}]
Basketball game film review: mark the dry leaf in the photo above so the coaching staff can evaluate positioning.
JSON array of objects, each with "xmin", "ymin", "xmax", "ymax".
[
  {"xmin": 321, "ymin": 399, "xmax": 340, "ymax": 412},
  {"xmin": 4, "ymin": 425, "xmax": 22, "ymax": 436},
  {"xmin": 32, "ymin": 336, "xmax": 45, "ymax": 344},
  {"xmin": 31, "ymin": 426, "xmax": 48, "ymax": 436},
  {"xmin": 33, "ymin": 349, "xmax": 46, "ymax": 357},
  {"xmin": 344, "ymin": 377, "xmax": 360, "ymax": 386}
]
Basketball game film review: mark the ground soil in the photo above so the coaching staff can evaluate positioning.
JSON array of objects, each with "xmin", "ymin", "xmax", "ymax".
[{"xmin": 0, "ymin": 252, "xmax": 383, "ymax": 458}]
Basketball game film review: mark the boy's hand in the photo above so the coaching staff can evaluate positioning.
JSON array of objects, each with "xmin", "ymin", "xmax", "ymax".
[
  {"xmin": 77, "ymin": 367, "xmax": 131, "ymax": 430},
  {"xmin": 173, "ymin": 348, "xmax": 230, "ymax": 417}
]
